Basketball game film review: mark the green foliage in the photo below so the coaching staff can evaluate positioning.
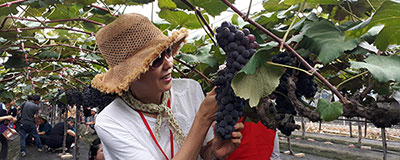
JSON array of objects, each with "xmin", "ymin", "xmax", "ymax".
[
  {"xmin": 346, "ymin": 1, "xmax": 400, "ymax": 50},
  {"xmin": 351, "ymin": 55, "xmax": 400, "ymax": 82},
  {"xmin": 232, "ymin": 63, "xmax": 284, "ymax": 107},
  {"xmin": 317, "ymin": 99, "xmax": 343, "ymax": 121},
  {"xmin": 300, "ymin": 20, "xmax": 360, "ymax": 64}
]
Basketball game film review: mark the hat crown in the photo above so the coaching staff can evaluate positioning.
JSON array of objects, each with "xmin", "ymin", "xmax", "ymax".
[{"xmin": 96, "ymin": 13, "xmax": 165, "ymax": 67}]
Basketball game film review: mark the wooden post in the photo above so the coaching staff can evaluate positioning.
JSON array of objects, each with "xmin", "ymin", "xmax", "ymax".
[
  {"xmin": 349, "ymin": 118, "xmax": 353, "ymax": 137},
  {"xmin": 62, "ymin": 107, "xmax": 68, "ymax": 155},
  {"xmin": 357, "ymin": 117, "xmax": 362, "ymax": 147},
  {"xmin": 287, "ymin": 136, "xmax": 294, "ymax": 155},
  {"xmin": 364, "ymin": 120, "xmax": 367, "ymax": 138},
  {"xmin": 74, "ymin": 105, "xmax": 81, "ymax": 160},
  {"xmin": 381, "ymin": 128, "xmax": 387, "ymax": 160},
  {"xmin": 301, "ymin": 116, "xmax": 305, "ymax": 139},
  {"xmin": 318, "ymin": 121, "xmax": 322, "ymax": 133}
]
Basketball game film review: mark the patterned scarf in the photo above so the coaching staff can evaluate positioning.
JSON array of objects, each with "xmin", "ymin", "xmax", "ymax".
[{"xmin": 121, "ymin": 91, "xmax": 185, "ymax": 146}]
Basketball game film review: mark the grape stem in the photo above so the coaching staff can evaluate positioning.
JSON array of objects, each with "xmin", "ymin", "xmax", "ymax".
[
  {"xmin": 173, "ymin": 57, "xmax": 214, "ymax": 85},
  {"xmin": 267, "ymin": 61, "xmax": 312, "ymax": 76},
  {"xmin": 336, "ymin": 71, "xmax": 369, "ymax": 90},
  {"xmin": 220, "ymin": 0, "xmax": 349, "ymax": 104}
]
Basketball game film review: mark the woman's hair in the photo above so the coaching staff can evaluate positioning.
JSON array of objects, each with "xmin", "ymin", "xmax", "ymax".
[{"xmin": 89, "ymin": 138, "xmax": 101, "ymax": 160}]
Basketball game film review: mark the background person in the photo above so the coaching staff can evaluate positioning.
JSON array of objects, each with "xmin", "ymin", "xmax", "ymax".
[
  {"xmin": 18, "ymin": 95, "xmax": 43, "ymax": 157},
  {"xmin": 0, "ymin": 99, "xmax": 17, "ymax": 160},
  {"xmin": 92, "ymin": 13, "xmax": 244, "ymax": 160},
  {"xmin": 46, "ymin": 117, "xmax": 76, "ymax": 152},
  {"xmin": 35, "ymin": 114, "xmax": 52, "ymax": 146}
]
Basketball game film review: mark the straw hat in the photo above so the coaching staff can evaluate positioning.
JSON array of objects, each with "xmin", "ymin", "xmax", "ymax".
[{"xmin": 91, "ymin": 13, "xmax": 188, "ymax": 95}]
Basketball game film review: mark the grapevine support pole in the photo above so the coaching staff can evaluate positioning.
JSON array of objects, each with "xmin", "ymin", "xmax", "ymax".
[
  {"xmin": 301, "ymin": 116, "xmax": 305, "ymax": 139},
  {"xmin": 74, "ymin": 106, "xmax": 81, "ymax": 160},
  {"xmin": 287, "ymin": 137, "xmax": 294, "ymax": 155},
  {"xmin": 220, "ymin": 0, "xmax": 349, "ymax": 105},
  {"xmin": 62, "ymin": 107, "xmax": 68, "ymax": 155},
  {"xmin": 357, "ymin": 117, "xmax": 362, "ymax": 147},
  {"xmin": 364, "ymin": 120, "xmax": 368, "ymax": 137},
  {"xmin": 349, "ymin": 118, "xmax": 353, "ymax": 137},
  {"xmin": 381, "ymin": 128, "xmax": 387, "ymax": 160}
]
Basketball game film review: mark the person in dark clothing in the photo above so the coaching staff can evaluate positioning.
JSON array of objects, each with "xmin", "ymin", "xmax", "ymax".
[
  {"xmin": 19, "ymin": 95, "xmax": 43, "ymax": 157},
  {"xmin": 0, "ymin": 100, "xmax": 17, "ymax": 160},
  {"xmin": 46, "ymin": 117, "xmax": 75, "ymax": 152},
  {"xmin": 83, "ymin": 106, "xmax": 92, "ymax": 135},
  {"xmin": 36, "ymin": 114, "xmax": 52, "ymax": 145}
]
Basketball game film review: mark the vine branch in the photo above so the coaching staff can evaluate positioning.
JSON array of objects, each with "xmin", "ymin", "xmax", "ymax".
[
  {"xmin": 0, "ymin": 26, "xmax": 94, "ymax": 36},
  {"xmin": 0, "ymin": 16, "xmax": 104, "ymax": 30},
  {"xmin": 0, "ymin": 0, "xmax": 27, "ymax": 8},
  {"xmin": 173, "ymin": 57, "xmax": 213, "ymax": 85}
]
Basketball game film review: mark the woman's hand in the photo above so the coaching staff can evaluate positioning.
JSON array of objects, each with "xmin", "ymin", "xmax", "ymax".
[
  {"xmin": 212, "ymin": 122, "xmax": 244, "ymax": 160},
  {"xmin": 197, "ymin": 88, "xmax": 218, "ymax": 125}
]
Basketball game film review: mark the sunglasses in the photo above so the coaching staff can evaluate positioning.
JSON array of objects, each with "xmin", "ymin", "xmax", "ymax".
[{"xmin": 151, "ymin": 46, "xmax": 172, "ymax": 68}]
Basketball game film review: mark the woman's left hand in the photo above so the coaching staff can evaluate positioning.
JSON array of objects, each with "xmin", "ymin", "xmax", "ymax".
[{"xmin": 211, "ymin": 122, "xmax": 244, "ymax": 159}]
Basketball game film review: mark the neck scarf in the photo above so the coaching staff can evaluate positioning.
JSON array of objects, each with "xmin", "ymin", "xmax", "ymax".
[{"xmin": 121, "ymin": 91, "xmax": 185, "ymax": 146}]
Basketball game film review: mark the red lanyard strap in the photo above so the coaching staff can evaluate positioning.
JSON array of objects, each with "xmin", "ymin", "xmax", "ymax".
[{"xmin": 138, "ymin": 98, "xmax": 173, "ymax": 160}]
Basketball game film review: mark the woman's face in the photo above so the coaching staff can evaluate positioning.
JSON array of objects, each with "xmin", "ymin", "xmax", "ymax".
[
  {"xmin": 95, "ymin": 144, "xmax": 105, "ymax": 160},
  {"xmin": 131, "ymin": 51, "xmax": 174, "ymax": 97}
]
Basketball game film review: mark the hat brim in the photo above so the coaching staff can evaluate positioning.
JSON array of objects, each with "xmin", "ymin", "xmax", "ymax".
[{"xmin": 92, "ymin": 29, "xmax": 188, "ymax": 95}]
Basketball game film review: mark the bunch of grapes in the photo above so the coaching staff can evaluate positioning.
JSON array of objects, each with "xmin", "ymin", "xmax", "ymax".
[
  {"xmin": 271, "ymin": 51, "xmax": 318, "ymax": 136},
  {"xmin": 83, "ymin": 85, "xmax": 116, "ymax": 111},
  {"xmin": 65, "ymin": 88, "xmax": 83, "ymax": 107},
  {"xmin": 214, "ymin": 21, "xmax": 258, "ymax": 139}
]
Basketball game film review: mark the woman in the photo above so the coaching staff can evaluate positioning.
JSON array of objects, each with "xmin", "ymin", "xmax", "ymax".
[
  {"xmin": 0, "ymin": 100, "xmax": 17, "ymax": 160},
  {"xmin": 92, "ymin": 13, "xmax": 243, "ymax": 160}
]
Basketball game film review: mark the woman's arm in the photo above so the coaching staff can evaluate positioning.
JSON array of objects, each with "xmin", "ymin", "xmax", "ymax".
[
  {"xmin": 67, "ymin": 129, "xmax": 75, "ymax": 137},
  {"xmin": 0, "ymin": 115, "xmax": 17, "ymax": 122},
  {"xmin": 172, "ymin": 89, "xmax": 217, "ymax": 160}
]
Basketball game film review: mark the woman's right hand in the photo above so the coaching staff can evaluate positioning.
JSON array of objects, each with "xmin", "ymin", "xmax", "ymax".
[{"xmin": 197, "ymin": 88, "xmax": 218, "ymax": 125}]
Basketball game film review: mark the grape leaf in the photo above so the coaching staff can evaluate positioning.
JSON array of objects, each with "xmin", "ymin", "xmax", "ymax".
[
  {"xmin": 351, "ymin": 55, "xmax": 400, "ymax": 82},
  {"xmin": 179, "ymin": 47, "xmax": 217, "ymax": 67},
  {"xmin": 188, "ymin": 0, "xmax": 235, "ymax": 17},
  {"xmin": 241, "ymin": 41, "xmax": 278, "ymax": 75},
  {"xmin": 300, "ymin": 20, "xmax": 360, "ymax": 64},
  {"xmin": 346, "ymin": 1, "xmax": 400, "ymax": 50},
  {"xmin": 232, "ymin": 63, "xmax": 284, "ymax": 107},
  {"xmin": 317, "ymin": 99, "xmax": 343, "ymax": 122},
  {"xmin": 158, "ymin": 9, "xmax": 202, "ymax": 29},
  {"xmin": 283, "ymin": 0, "xmax": 340, "ymax": 5},
  {"xmin": 158, "ymin": 0, "xmax": 177, "ymax": 9}
]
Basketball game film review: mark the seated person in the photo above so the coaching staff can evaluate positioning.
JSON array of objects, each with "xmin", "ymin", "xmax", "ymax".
[
  {"xmin": 35, "ymin": 114, "xmax": 52, "ymax": 145},
  {"xmin": 86, "ymin": 108, "xmax": 98, "ymax": 131},
  {"xmin": 46, "ymin": 117, "xmax": 75, "ymax": 151}
]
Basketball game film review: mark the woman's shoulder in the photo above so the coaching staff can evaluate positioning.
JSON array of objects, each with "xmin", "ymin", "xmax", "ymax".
[{"xmin": 171, "ymin": 78, "xmax": 202, "ymax": 94}]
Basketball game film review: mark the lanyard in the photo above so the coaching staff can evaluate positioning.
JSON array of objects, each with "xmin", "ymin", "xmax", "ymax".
[{"xmin": 138, "ymin": 99, "xmax": 174, "ymax": 160}]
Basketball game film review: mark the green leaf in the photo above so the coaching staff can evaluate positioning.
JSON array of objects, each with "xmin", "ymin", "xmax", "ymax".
[
  {"xmin": 189, "ymin": 0, "xmax": 235, "ymax": 17},
  {"xmin": 300, "ymin": 20, "xmax": 360, "ymax": 64},
  {"xmin": 4, "ymin": 56, "xmax": 28, "ymax": 68},
  {"xmin": 179, "ymin": 47, "xmax": 217, "ymax": 67},
  {"xmin": 263, "ymin": 0, "xmax": 290, "ymax": 11},
  {"xmin": 158, "ymin": 9, "xmax": 202, "ymax": 29},
  {"xmin": 38, "ymin": 51, "xmax": 60, "ymax": 59},
  {"xmin": 0, "ymin": 91, "xmax": 14, "ymax": 100},
  {"xmin": 85, "ymin": 53, "xmax": 103, "ymax": 61},
  {"xmin": 351, "ymin": 55, "xmax": 400, "ymax": 82},
  {"xmin": 284, "ymin": 0, "xmax": 340, "ymax": 5},
  {"xmin": 82, "ymin": 21, "xmax": 97, "ymax": 33},
  {"xmin": 346, "ymin": 1, "xmax": 400, "ymax": 50},
  {"xmin": 317, "ymin": 99, "xmax": 343, "ymax": 121},
  {"xmin": 159, "ymin": 0, "xmax": 177, "ymax": 9},
  {"xmin": 241, "ymin": 41, "xmax": 278, "ymax": 74},
  {"xmin": 232, "ymin": 63, "xmax": 284, "ymax": 107}
]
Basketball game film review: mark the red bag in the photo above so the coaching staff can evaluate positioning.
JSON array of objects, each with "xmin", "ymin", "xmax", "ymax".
[{"xmin": 228, "ymin": 117, "xmax": 276, "ymax": 160}]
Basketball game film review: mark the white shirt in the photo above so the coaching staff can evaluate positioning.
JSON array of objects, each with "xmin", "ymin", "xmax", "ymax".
[{"xmin": 95, "ymin": 78, "xmax": 214, "ymax": 160}]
